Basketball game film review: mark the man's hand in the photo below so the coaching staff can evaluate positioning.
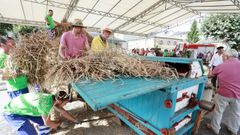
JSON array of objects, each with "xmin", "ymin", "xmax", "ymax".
[
  {"xmin": 54, "ymin": 105, "xmax": 77, "ymax": 124},
  {"xmin": 73, "ymin": 120, "xmax": 81, "ymax": 124},
  {"xmin": 208, "ymin": 70, "xmax": 214, "ymax": 78},
  {"xmin": 42, "ymin": 116, "xmax": 62, "ymax": 130}
]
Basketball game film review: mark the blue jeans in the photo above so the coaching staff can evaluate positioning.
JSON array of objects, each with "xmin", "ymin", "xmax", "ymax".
[
  {"xmin": 7, "ymin": 87, "xmax": 29, "ymax": 99},
  {"xmin": 2, "ymin": 113, "xmax": 49, "ymax": 135},
  {"xmin": 47, "ymin": 29, "xmax": 55, "ymax": 40}
]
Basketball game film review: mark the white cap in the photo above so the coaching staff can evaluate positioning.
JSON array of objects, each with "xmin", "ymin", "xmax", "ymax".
[{"xmin": 102, "ymin": 26, "xmax": 112, "ymax": 33}]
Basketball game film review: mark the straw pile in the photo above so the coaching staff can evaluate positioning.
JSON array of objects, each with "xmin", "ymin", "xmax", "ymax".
[
  {"xmin": 5, "ymin": 31, "xmax": 179, "ymax": 91},
  {"xmin": 5, "ymin": 31, "xmax": 50, "ymax": 84}
]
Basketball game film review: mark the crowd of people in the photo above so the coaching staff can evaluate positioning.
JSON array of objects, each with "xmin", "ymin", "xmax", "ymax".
[{"xmin": 131, "ymin": 48, "xmax": 177, "ymax": 57}]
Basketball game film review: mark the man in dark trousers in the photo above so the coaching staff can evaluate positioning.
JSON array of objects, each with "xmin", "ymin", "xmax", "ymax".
[
  {"xmin": 2, "ymin": 91, "xmax": 80, "ymax": 135},
  {"xmin": 208, "ymin": 46, "xmax": 224, "ymax": 88}
]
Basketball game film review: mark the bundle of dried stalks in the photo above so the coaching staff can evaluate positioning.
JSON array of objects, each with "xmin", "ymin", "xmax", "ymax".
[
  {"xmin": 5, "ymin": 31, "xmax": 50, "ymax": 85},
  {"xmin": 6, "ymin": 31, "xmax": 179, "ymax": 91},
  {"xmin": 54, "ymin": 23, "xmax": 72, "ymax": 37},
  {"xmin": 44, "ymin": 48, "xmax": 179, "ymax": 90}
]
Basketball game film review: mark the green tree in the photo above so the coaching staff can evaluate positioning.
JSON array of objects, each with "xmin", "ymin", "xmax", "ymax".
[
  {"xmin": 13, "ymin": 25, "xmax": 37, "ymax": 35},
  {"xmin": 186, "ymin": 20, "xmax": 200, "ymax": 43},
  {"xmin": 202, "ymin": 14, "xmax": 240, "ymax": 50},
  {"xmin": 0, "ymin": 23, "xmax": 13, "ymax": 35}
]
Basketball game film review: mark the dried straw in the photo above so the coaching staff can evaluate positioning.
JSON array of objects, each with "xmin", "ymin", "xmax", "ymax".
[{"xmin": 6, "ymin": 31, "xmax": 179, "ymax": 91}]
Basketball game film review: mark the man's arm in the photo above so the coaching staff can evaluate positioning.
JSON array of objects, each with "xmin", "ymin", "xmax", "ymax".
[
  {"xmin": 54, "ymin": 20, "xmax": 60, "ymax": 26},
  {"xmin": 0, "ymin": 69, "xmax": 23, "ymax": 80},
  {"xmin": 208, "ymin": 65, "xmax": 221, "ymax": 78},
  {"xmin": 45, "ymin": 16, "xmax": 49, "ymax": 25},
  {"xmin": 54, "ymin": 106, "xmax": 78, "ymax": 123},
  {"xmin": 208, "ymin": 54, "xmax": 215, "ymax": 68},
  {"xmin": 208, "ymin": 70, "xmax": 215, "ymax": 78},
  {"xmin": 42, "ymin": 116, "xmax": 61, "ymax": 129},
  {"xmin": 83, "ymin": 29, "xmax": 93, "ymax": 45},
  {"xmin": 85, "ymin": 42, "xmax": 91, "ymax": 51},
  {"xmin": 59, "ymin": 44, "xmax": 67, "ymax": 59}
]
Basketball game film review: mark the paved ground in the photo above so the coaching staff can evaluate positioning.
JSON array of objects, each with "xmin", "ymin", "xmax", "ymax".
[
  {"xmin": 1, "ymin": 98, "xmax": 239, "ymax": 135},
  {"xmin": 0, "ymin": 81, "xmax": 239, "ymax": 135}
]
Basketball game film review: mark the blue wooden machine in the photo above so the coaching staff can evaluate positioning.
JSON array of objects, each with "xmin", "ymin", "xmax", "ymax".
[{"xmin": 72, "ymin": 57, "xmax": 207, "ymax": 135}]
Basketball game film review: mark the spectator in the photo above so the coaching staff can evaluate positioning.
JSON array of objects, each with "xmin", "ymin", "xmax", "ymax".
[
  {"xmin": 209, "ymin": 46, "xmax": 224, "ymax": 88},
  {"xmin": 139, "ymin": 48, "xmax": 145, "ymax": 56},
  {"xmin": 147, "ymin": 48, "xmax": 156, "ymax": 56},
  {"xmin": 163, "ymin": 49, "xmax": 168, "ymax": 57},
  {"xmin": 206, "ymin": 51, "xmax": 213, "ymax": 64},
  {"xmin": 197, "ymin": 52, "xmax": 204, "ymax": 59},
  {"xmin": 207, "ymin": 49, "xmax": 240, "ymax": 135},
  {"xmin": 145, "ymin": 48, "xmax": 150, "ymax": 56},
  {"xmin": 136, "ymin": 49, "xmax": 140, "ymax": 55}
]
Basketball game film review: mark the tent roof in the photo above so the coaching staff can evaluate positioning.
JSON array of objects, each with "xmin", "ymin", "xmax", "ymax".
[{"xmin": 0, "ymin": 0, "xmax": 239, "ymax": 36}]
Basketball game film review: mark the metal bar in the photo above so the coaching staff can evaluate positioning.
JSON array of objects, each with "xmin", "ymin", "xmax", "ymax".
[
  {"xmin": 0, "ymin": 16, "xmax": 45, "ymax": 26},
  {"xmin": 82, "ymin": 0, "xmax": 100, "ymax": 21},
  {"xmin": 167, "ymin": 0, "xmax": 201, "ymax": 15},
  {"xmin": 137, "ymin": 8, "xmax": 184, "ymax": 33},
  {"xmin": 114, "ymin": 0, "xmax": 165, "ymax": 31},
  {"xmin": 24, "ymin": 0, "xmax": 161, "ymax": 27},
  {"xmin": 131, "ymin": 5, "xmax": 177, "ymax": 33},
  {"xmin": 149, "ymin": 15, "xmax": 201, "ymax": 36},
  {"xmin": 111, "ymin": 1, "xmax": 174, "ymax": 32},
  {"xmin": 130, "ymin": 1, "xmax": 192, "ymax": 33},
  {"xmin": 230, "ymin": 0, "xmax": 240, "ymax": 9},
  {"xmin": 196, "ymin": 8, "xmax": 240, "ymax": 11},
  {"xmin": 0, "ymin": 17, "xmax": 147, "ymax": 37},
  {"xmin": 107, "ymin": 0, "xmax": 143, "ymax": 27},
  {"xmin": 19, "ymin": 0, "xmax": 27, "ymax": 20},
  {"xmin": 142, "ymin": 11, "xmax": 192, "ymax": 34},
  {"xmin": 63, "ymin": 0, "xmax": 79, "ymax": 20},
  {"xmin": 92, "ymin": 0, "xmax": 121, "ymax": 27},
  {"xmin": 186, "ymin": 5, "xmax": 235, "ymax": 8}
]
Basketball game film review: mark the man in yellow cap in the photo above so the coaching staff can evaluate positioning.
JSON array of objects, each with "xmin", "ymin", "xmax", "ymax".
[
  {"xmin": 59, "ymin": 19, "xmax": 90, "ymax": 59},
  {"xmin": 91, "ymin": 26, "xmax": 112, "ymax": 53}
]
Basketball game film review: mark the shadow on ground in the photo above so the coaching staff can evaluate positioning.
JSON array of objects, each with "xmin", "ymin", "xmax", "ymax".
[{"xmin": 1, "ymin": 100, "xmax": 239, "ymax": 135}]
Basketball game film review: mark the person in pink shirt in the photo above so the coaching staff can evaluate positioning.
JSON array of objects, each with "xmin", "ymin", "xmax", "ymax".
[
  {"xmin": 207, "ymin": 49, "xmax": 240, "ymax": 135},
  {"xmin": 59, "ymin": 19, "xmax": 90, "ymax": 59}
]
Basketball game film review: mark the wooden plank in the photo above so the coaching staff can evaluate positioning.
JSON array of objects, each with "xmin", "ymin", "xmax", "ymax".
[{"xmin": 192, "ymin": 110, "xmax": 208, "ymax": 135}]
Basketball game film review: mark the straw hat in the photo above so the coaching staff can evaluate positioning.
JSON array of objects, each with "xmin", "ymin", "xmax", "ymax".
[
  {"xmin": 102, "ymin": 26, "xmax": 112, "ymax": 33},
  {"xmin": 72, "ymin": 19, "xmax": 86, "ymax": 28}
]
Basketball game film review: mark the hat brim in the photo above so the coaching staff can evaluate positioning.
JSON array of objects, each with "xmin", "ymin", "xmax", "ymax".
[
  {"xmin": 217, "ymin": 46, "xmax": 224, "ymax": 50},
  {"xmin": 103, "ymin": 29, "xmax": 112, "ymax": 33},
  {"xmin": 72, "ymin": 25, "xmax": 87, "ymax": 28}
]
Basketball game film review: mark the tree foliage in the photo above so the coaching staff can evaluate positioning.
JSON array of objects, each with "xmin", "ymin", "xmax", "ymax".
[
  {"xmin": 13, "ymin": 25, "xmax": 37, "ymax": 35},
  {"xmin": 186, "ymin": 20, "xmax": 200, "ymax": 43},
  {"xmin": 202, "ymin": 14, "xmax": 240, "ymax": 50},
  {"xmin": 0, "ymin": 23, "xmax": 13, "ymax": 35}
]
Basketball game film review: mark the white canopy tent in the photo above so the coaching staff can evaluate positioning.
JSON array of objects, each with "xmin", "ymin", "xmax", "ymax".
[{"xmin": 0, "ymin": 0, "xmax": 239, "ymax": 36}]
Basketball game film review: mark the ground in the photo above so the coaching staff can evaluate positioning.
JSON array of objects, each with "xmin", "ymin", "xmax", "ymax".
[
  {"xmin": 1, "ymin": 96, "xmax": 239, "ymax": 135},
  {"xmin": 0, "ymin": 78, "xmax": 238, "ymax": 135}
]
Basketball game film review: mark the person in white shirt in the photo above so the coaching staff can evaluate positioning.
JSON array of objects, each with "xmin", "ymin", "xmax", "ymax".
[
  {"xmin": 208, "ymin": 46, "xmax": 224, "ymax": 88},
  {"xmin": 147, "ymin": 48, "xmax": 156, "ymax": 57}
]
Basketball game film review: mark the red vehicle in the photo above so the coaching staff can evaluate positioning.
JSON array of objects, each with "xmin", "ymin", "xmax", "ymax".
[{"xmin": 175, "ymin": 42, "xmax": 215, "ymax": 59}]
